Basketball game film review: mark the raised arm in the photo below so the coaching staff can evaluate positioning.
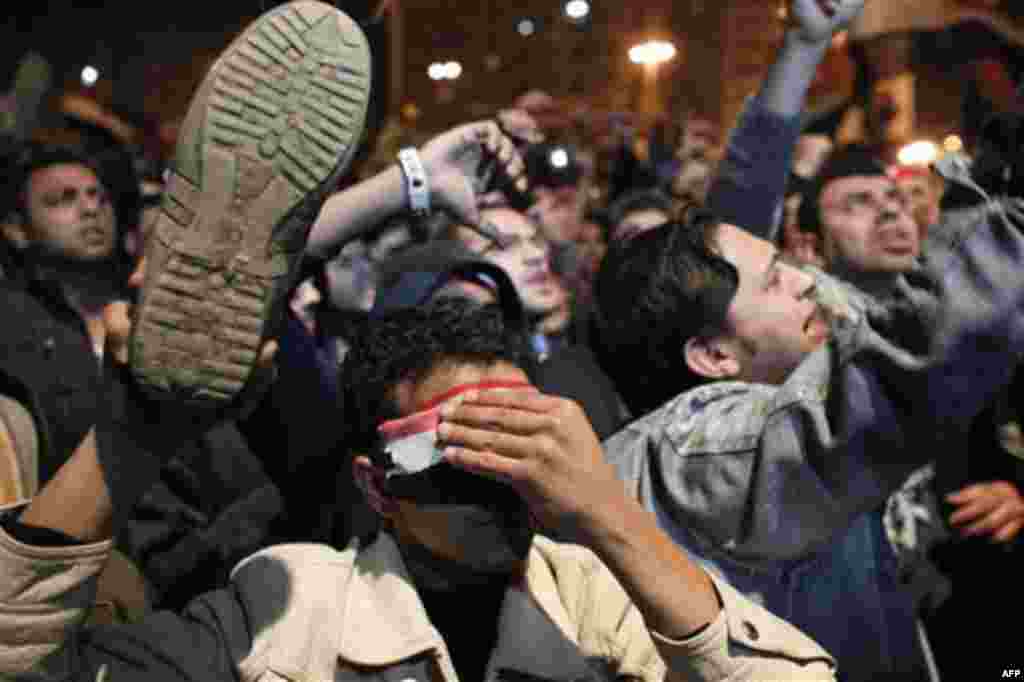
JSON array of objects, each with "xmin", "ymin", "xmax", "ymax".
[
  {"xmin": 305, "ymin": 120, "xmax": 527, "ymax": 260},
  {"xmin": 612, "ymin": 162, "xmax": 1024, "ymax": 565},
  {"xmin": 439, "ymin": 388, "xmax": 836, "ymax": 681},
  {"xmin": 707, "ymin": 0, "xmax": 864, "ymax": 239}
]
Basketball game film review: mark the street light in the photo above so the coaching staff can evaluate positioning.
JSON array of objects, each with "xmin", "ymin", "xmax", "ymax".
[
  {"xmin": 898, "ymin": 140, "xmax": 939, "ymax": 166},
  {"xmin": 565, "ymin": 0, "xmax": 590, "ymax": 20},
  {"xmin": 629, "ymin": 40, "xmax": 677, "ymax": 120},
  {"xmin": 444, "ymin": 61, "xmax": 462, "ymax": 80},
  {"xmin": 549, "ymin": 147, "xmax": 570, "ymax": 169},
  {"xmin": 428, "ymin": 61, "xmax": 463, "ymax": 81},
  {"xmin": 629, "ymin": 41, "xmax": 677, "ymax": 66}
]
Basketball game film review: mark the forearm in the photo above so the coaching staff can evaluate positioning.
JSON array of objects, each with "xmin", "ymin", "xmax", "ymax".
[
  {"xmin": 706, "ymin": 33, "xmax": 826, "ymax": 240},
  {"xmin": 18, "ymin": 428, "xmax": 113, "ymax": 542},
  {"xmin": 579, "ymin": 494, "xmax": 719, "ymax": 639},
  {"xmin": 759, "ymin": 33, "xmax": 830, "ymax": 118},
  {"xmin": 305, "ymin": 165, "xmax": 408, "ymax": 260},
  {"xmin": 706, "ymin": 97, "xmax": 803, "ymax": 240}
]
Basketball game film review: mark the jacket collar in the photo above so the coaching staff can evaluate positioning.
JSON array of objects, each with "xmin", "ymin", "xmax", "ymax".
[{"xmin": 336, "ymin": 534, "xmax": 598, "ymax": 681}]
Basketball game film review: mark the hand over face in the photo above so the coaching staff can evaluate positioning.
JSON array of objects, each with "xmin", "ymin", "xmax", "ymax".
[
  {"xmin": 437, "ymin": 389, "xmax": 626, "ymax": 539},
  {"xmin": 787, "ymin": 0, "xmax": 865, "ymax": 44},
  {"xmin": 418, "ymin": 120, "xmax": 528, "ymax": 232},
  {"xmin": 947, "ymin": 480, "xmax": 1024, "ymax": 543}
]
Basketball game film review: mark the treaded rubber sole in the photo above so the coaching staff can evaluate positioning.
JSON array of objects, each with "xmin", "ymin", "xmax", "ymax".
[{"xmin": 130, "ymin": 1, "xmax": 371, "ymax": 406}]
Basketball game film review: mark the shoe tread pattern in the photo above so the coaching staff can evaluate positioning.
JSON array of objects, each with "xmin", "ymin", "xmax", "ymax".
[{"xmin": 132, "ymin": 1, "xmax": 370, "ymax": 404}]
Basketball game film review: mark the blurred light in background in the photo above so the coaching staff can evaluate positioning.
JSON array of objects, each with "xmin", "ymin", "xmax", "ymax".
[
  {"xmin": 81, "ymin": 65, "xmax": 99, "ymax": 87},
  {"xmin": 549, "ymin": 146, "xmax": 570, "ymax": 169},
  {"xmin": 517, "ymin": 18, "xmax": 536, "ymax": 36},
  {"xmin": 943, "ymin": 134, "xmax": 964, "ymax": 153},
  {"xmin": 428, "ymin": 61, "xmax": 463, "ymax": 81},
  {"xmin": 898, "ymin": 140, "xmax": 940, "ymax": 166},
  {"xmin": 628, "ymin": 41, "xmax": 677, "ymax": 66},
  {"xmin": 565, "ymin": 0, "xmax": 590, "ymax": 20}
]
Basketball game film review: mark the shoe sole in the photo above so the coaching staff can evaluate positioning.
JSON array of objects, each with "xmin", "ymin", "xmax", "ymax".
[{"xmin": 130, "ymin": 1, "xmax": 371, "ymax": 406}]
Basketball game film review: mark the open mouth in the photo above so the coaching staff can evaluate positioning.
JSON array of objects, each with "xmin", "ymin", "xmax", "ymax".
[{"xmin": 804, "ymin": 305, "xmax": 826, "ymax": 337}]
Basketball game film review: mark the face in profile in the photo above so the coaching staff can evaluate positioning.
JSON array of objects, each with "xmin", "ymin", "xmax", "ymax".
[{"xmin": 701, "ymin": 223, "xmax": 830, "ymax": 386}]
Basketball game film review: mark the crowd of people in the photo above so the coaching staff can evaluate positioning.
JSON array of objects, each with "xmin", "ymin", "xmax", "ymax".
[{"xmin": 0, "ymin": 0, "xmax": 1021, "ymax": 680}]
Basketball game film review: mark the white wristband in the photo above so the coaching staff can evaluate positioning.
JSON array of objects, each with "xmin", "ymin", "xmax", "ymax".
[{"xmin": 397, "ymin": 147, "xmax": 430, "ymax": 217}]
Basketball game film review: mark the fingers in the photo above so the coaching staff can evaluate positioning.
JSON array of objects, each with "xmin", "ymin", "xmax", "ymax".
[
  {"xmin": 496, "ymin": 108, "xmax": 543, "ymax": 146},
  {"xmin": 949, "ymin": 482, "xmax": 1024, "ymax": 538},
  {"xmin": 257, "ymin": 340, "xmax": 279, "ymax": 369},
  {"xmin": 444, "ymin": 387, "xmax": 558, "ymax": 415},
  {"xmin": 488, "ymin": 126, "xmax": 529, "ymax": 194},
  {"xmin": 946, "ymin": 481, "xmax": 1001, "ymax": 505},
  {"xmin": 437, "ymin": 418, "xmax": 535, "ymax": 461},
  {"xmin": 961, "ymin": 503, "xmax": 1019, "ymax": 537},
  {"xmin": 475, "ymin": 120, "xmax": 503, "ymax": 155},
  {"xmin": 441, "ymin": 400, "xmax": 556, "ymax": 437},
  {"xmin": 948, "ymin": 496, "xmax": 999, "ymax": 525},
  {"xmin": 443, "ymin": 445, "xmax": 524, "ymax": 486},
  {"xmin": 992, "ymin": 517, "xmax": 1024, "ymax": 543}
]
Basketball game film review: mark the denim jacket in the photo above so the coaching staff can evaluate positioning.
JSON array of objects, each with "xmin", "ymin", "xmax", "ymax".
[{"xmin": 608, "ymin": 167, "xmax": 1024, "ymax": 567}]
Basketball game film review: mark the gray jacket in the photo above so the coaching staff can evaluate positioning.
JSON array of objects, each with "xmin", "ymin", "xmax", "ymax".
[{"xmin": 607, "ymin": 174, "xmax": 1024, "ymax": 567}]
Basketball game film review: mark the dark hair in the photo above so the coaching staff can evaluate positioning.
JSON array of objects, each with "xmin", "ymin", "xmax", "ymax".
[
  {"xmin": 592, "ymin": 209, "xmax": 738, "ymax": 417},
  {"xmin": 797, "ymin": 144, "xmax": 887, "ymax": 236},
  {"xmin": 0, "ymin": 140, "xmax": 136, "ymax": 285},
  {"xmin": 339, "ymin": 297, "xmax": 530, "ymax": 458},
  {"xmin": 1, "ymin": 142, "xmax": 102, "ymax": 218},
  {"xmin": 604, "ymin": 188, "xmax": 674, "ymax": 242}
]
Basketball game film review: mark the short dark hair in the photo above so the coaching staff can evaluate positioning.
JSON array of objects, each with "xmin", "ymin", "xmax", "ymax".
[
  {"xmin": 1, "ymin": 142, "xmax": 102, "ymax": 218},
  {"xmin": 604, "ymin": 188, "xmax": 674, "ymax": 242},
  {"xmin": 592, "ymin": 209, "xmax": 738, "ymax": 417},
  {"xmin": 0, "ymin": 140, "xmax": 136, "ymax": 285},
  {"xmin": 797, "ymin": 144, "xmax": 887, "ymax": 236},
  {"xmin": 339, "ymin": 297, "xmax": 531, "ymax": 458}
]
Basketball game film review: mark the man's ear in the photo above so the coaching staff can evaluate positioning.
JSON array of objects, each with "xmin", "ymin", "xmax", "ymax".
[
  {"xmin": 353, "ymin": 455, "xmax": 397, "ymax": 516},
  {"xmin": 1, "ymin": 213, "xmax": 30, "ymax": 251},
  {"xmin": 684, "ymin": 335, "xmax": 742, "ymax": 380}
]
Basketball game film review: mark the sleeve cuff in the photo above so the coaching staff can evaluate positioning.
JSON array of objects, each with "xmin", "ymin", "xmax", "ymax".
[
  {"xmin": 650, "ymin": 572, "xmax": 836, "ymax": 682},
  {"xmin": 0, "ymin": 503, "xmax": 111, "ymax": 599},
  {"xmin": 0, "ymin": 503, "xmax": 110, "ymax": 678}
]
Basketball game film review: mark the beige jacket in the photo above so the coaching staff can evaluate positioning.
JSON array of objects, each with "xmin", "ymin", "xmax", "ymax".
[{"xmin": 0, "ymin": 507, "xmax": 835, "ymax": 681}]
